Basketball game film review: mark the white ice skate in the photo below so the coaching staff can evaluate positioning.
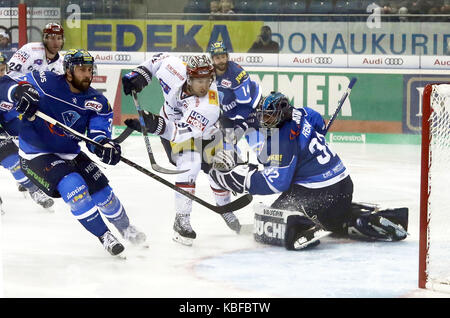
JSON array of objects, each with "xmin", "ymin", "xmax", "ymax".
[
  {"xmin": 173, "ymin": 214, "xmax": 196, "ymax": 246},
  {"xmin": 221, "ymin": 212, "xmax": 241, "ymax": 234},
  {"xmin": 29, "ymin": 188, "xmax": 55, "ymax": 212},
  {"xmin": 121, "ymin": 224, "xmax": 148, "ymax": 247}
]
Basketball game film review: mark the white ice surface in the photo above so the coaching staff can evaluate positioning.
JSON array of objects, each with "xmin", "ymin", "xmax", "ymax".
[{"xmin": 1, "ymin": 136, "xmax": 449, "ymax": 298}]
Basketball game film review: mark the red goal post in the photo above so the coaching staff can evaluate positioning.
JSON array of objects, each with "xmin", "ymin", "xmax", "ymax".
[{"xmin": 419, "ymin": 83, "xmax": 450, "ymax": 292}]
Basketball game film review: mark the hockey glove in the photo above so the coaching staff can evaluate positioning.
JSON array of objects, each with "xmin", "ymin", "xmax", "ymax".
[
  {"xmin": 212, "ymin": 149, "xmax": 237, "ymax": 171},
  {"xmin": 13, "ymin": 81, "xmax": 40, "ymax": 119},
  {"xmin": 124, "ymin": 111, "xmax": 166, "ymax": 135},
  {"xmin": 209, "ymin": 164, "xmax": 257, "ymax": 194},
  {"xmin": 122, "ymin": 66, "xmax": 152, "ymax": 95},
  {"xmin": 94, "ymin": 138, "xmax": 122, "ymax": 165}
]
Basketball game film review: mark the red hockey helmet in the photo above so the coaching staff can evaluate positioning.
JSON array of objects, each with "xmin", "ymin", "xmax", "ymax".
[
  {"xmin": 186, "ymin": 55, "xmax": 215, "ymax": 80},
  {"xmin": 43, "ymin": 22, "xmax": 64, "ymax": 36}
]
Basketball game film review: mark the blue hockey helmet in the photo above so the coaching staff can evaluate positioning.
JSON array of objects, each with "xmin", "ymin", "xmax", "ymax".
[
  {"xmin": 209, "ymin": 41, "xmax": 228, "ymax": 57},
  {"xmin": 257, "ymin": 91, "xmax": 291, "ymax": 128},
  {"xmin": 63, "ymin": 49, "xmax": 94, "ymax": 73}
]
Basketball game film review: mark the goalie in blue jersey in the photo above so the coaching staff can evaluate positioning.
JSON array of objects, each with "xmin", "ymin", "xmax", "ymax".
[
  {"xmin": 209, "ymin": 92, "xmax": 409, "ymax": 250},
  {"xmin": 0, "ymin": 49, "xmax": 146, "ymax": 256}
]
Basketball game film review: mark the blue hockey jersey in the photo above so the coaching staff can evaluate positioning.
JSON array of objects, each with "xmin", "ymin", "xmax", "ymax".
[
  {"xmin": 0, "ymin": 103, "xmax": 21, "ymax": 136},
  {"xmin": 0, "ymin": 71, "xmax": 113, "ymax": 157},
  {"xmin": 249, "ymin": 109, "xmax": 348, "ymax": 195},
  {"xmin": 216, "ymin": 61, "xmax": 261, "ymax": 121}
]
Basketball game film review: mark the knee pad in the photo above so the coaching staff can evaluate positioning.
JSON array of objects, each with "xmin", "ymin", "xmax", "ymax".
[{"xmin": 57, "ymin": 172, "xmax": 96, "ymax": 218}]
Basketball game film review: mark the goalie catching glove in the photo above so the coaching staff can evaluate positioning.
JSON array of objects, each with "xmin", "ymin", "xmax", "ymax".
[
  {"xmin": 124, "ymin": 111, "xmax": 166, "ymax": 135},
  {"xmin": 209, "ymin": 150, "xmax": 257, "ymax": 194}
]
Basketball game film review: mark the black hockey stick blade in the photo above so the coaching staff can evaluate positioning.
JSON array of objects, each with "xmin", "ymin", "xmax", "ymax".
[
  {"xmin": 131, "ymin": 90, "xmax": 185, "ymax": 175},
  {"xmin": 112, "ymin": 126, "xmax": 134, "ymax": 144},
  {"xmin": 119, "ymin": 156, "xmax": 253, "ymax": 214},
  {"xmin": 34, "ymin": 111, "xmax": 252, "ymax": 214}
]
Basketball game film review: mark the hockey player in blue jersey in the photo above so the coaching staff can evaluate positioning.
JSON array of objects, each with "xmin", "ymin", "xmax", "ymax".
[
  {"xmin": 209, "ymin": 41, "xmax": 262, "ymax": 153},
  {"xmin": 0, "ymin": 49, "xmax": 146, "ymax": 256},
  {"xmin": 209, "ymin": 92, "xmax": 408, "ymax": 250},
  {"xmin": 0, "ymin": 52, "xmax": 55, "ymax": 210}
]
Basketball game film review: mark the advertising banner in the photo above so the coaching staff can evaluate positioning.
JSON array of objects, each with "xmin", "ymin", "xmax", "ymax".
[
  {"xmin": 92, "ymin": 64, "xmax": 450, "ymax": 137},
  {"xmin": 64, "ymin": 20, "xmax": 450, "ymax": 57}
]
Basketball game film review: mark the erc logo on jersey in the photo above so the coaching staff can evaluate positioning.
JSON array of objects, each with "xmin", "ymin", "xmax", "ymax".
[
  {"xmin": 84, "ymin": 100, "xmax": 103, "ymax": 112},
  {"xmin": 186, "ymin": 110, "xmax": 209, "ymax": 131},
  {"xmin": 220, "ymin": 79, "xmax": 232, "ymax": 88},
  {"xmin": 0, "ymin": 101, "xmax": 14, "ymax": 111}
]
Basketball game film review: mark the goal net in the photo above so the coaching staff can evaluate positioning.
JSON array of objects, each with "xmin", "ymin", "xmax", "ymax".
[{"xmin": 419, "ymin": 83, "xmax": 450, "ymax": 292}]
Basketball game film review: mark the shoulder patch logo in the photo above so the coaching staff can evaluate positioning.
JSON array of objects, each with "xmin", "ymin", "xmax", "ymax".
[
  {"xmin": 208, "ymin": 90, "xmax": 218, "ymax": 106},
  {"xmin": 84, "ymin": 100, "xmax": 103, "ymax": 112}
]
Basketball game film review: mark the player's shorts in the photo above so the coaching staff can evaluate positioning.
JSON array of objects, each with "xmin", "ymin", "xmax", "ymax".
[
  {"xmin": 160, "ymin": 137, "xmax": 223, "ymax": 172},
  {"xmin": 0, "ymin": 137, "xmax": 18, "ymax": 162},
  {"xmin": 20, "ymin": 151, "xmax": 109, "ymax": 198},
  {"xmin": 271, "ymin": 175, "xmax": 354, "ymax": 234}
]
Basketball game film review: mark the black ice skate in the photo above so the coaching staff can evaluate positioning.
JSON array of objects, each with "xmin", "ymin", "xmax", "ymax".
[
  {"xmin": 99, "ymin": 230, "xmax": 125, "ymax": 256},
  {"xmin": 221, "ymin": 212, "xmax": 241, "ymax": 234},
  {"xmin": 173, "ymin": 214, "xmax": 196, "ymax": 246}
]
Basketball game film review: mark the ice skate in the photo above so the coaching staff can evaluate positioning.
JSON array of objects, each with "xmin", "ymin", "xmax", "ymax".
[
  {"xmin": 99, "ymin": 230, "xmax": 125, "ymax": 257},
  {"xmin": 29, "ymin": 188, "xmax": 55, "ymax": 211},
  {"xmin": 173, "ymin": 214, "xmax": 196, "ymax": 246},
  {"xmin": 221, "ymin": 212, "xmax": 241, "ymax": 234},
  {"xmin": 17, "ymin": 183, "xmax": 28, "ymax": 198},
  {"xmin": 120, "ymin": 224, "xmax": 148, "ymax": 247}
]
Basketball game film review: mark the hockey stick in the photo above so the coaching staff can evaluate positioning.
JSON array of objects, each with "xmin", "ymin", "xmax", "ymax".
[
  {"xmin": 324, "ymin": 77, "xmax": 357, "ymax": 134},
  {"xmin": 130, "ymin": 90, "xmax": 184, "ymax": 174},
  {"xmin": 33, "ymin": 110, "xmax": 252, "ymax": 214}
]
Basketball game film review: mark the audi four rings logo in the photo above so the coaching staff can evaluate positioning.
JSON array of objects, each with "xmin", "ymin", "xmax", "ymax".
[
  {"xmin": 384, "ymin": 58, "xmax": 404, "ymax": 65},
  {"xmin": 114, "ymin": 54, "xmax": 131, "ymax": 61},
  {"xmin": 245, "ymin": 56, "xmax": 264, "ymax": 63},
  {"xmin": 314, "ymin": 57, "xmax": 333, "ymax": 64}
]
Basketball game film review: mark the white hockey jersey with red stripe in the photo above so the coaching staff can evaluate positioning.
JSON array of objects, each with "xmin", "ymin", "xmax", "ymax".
[
  {"xmin": 139, "ymin": 53, "xmax": 220, "ymax": 143},
  {"xmin": 6, "ymin": 42, "xmax": 64, "ymax": 79}
]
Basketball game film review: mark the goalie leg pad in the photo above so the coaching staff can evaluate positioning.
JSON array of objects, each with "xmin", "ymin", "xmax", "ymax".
[{"xmin": 253, "ymin": 203, "xmax": 328, "ymax": 250}]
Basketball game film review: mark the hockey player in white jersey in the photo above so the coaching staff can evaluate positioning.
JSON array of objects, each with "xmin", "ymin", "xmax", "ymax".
[
  {"xmin": 7, "ymin": 22, "xmax": 64, "ymax": 79},
  {"xmin": 122, "ymin": 53, "xmax": 241, "ymax": 246}
]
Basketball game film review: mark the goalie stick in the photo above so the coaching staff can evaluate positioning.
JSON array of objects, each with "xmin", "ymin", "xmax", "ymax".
[
  {"xmin": 324, "ymin": 77, "xmax": 357, "ymax": 134},
  {"xmin": 131, "ymin": 90, "xmax": 183, "ymax": 174},
  {"xmin": 33, "ymin": 110, "xmax": 252, "ymax": 214}
]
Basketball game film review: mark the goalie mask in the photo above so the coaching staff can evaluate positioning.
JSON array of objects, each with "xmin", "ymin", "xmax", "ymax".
[{"xmin": 257, "ymin": 92, "xmax": 292, "ymax": 128}]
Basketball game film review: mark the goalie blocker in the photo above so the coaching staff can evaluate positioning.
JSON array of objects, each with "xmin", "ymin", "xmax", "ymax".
[{"xmin": 253, "ymin": 202, "xmax": 409, "ymax": 251}]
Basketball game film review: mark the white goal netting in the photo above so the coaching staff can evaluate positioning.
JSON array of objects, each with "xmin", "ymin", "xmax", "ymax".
[{"xmin": 424, "ymin": 83, "xmax": 450, "ymax": 291}]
